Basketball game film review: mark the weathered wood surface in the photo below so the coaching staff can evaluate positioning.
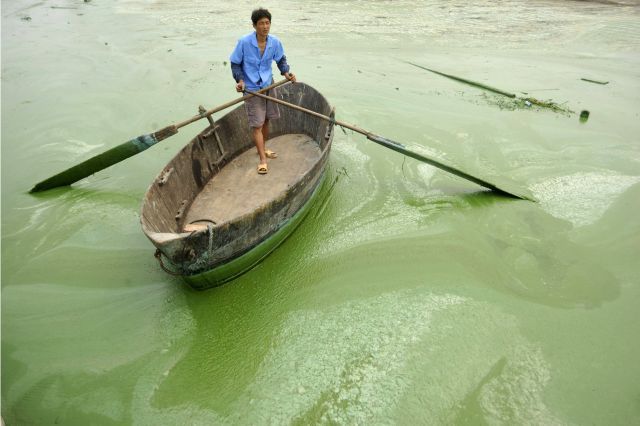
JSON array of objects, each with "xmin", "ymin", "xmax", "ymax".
[{"xmin": 184, "ymin": 134, "xmax": 322, "ymax": 228}]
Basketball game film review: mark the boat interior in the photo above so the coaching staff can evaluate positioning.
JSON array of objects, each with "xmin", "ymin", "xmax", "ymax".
[
  {"xmin": 141, "ymin": 83, "xmax": 333, "ymax": 237},
  {"xmin": 183, "ymin": 133, "xmax": 322, "ymax": 232}
]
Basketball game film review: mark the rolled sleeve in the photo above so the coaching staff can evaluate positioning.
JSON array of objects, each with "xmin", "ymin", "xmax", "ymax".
[
  {"xmin": 231, "ymin": 62, "xmax": 243, "ymax": 82},
  {"xmin": 276, "ymin": 55, "xmax": 290, "ymax": 75}
]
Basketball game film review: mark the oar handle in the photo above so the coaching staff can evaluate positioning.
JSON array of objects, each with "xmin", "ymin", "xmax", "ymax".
[
  {"xmin": 244, "ymin": 88, "xmax": 369, "ymax": 136},
  {"xmin": 176, "ymin": 79, "xmax": 291, "ymax": 129}
]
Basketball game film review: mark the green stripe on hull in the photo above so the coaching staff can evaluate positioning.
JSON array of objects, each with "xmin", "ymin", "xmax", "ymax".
[{"xmin": 183, "ymin": 172, "xmax": 327, "ymax": 290}]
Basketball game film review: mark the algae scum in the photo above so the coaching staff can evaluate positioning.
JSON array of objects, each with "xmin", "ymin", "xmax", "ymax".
[{"xmin": 2, "ymin": 0, "xmax": 640, "ymax": 424}]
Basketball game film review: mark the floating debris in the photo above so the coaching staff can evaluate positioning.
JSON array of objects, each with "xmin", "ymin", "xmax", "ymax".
[
  {"xmin": 580, "ymin": 110, "xmax": 590, "ymax": 123},
  {"xmin": 581, "ymin": 78, "xmax": 609, "ymax": 85},
  {"xmin": 482, "ymin": 93, "xmax": 574, "ymax": 115},
  {"xmin": 524, "ymin": 96, "xmax": 573, "ymax": 113}
]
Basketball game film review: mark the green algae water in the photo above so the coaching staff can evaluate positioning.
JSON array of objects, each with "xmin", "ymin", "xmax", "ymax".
[{"xmin": 2, "ymin": 0, "xmax": 640, "ymax": 424}]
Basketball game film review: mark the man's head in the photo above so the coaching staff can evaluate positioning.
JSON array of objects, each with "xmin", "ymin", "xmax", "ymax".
[
  {"xmin": 252, "ymin": 8, "xmax": 271, "ymax": 38},
  {"xmin": 251, "ymin": 8, "xmax": 271, "ymax": 25}
]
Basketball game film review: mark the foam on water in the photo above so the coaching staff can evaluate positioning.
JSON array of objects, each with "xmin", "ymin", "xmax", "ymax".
[
  {"xmin": 224, "ymin": 290, "xmax": 465, "ymax": 423},
  {"xmin": 115, "ymin": 289, "xmax": 561, "ymax": 424},
  {"xmin": 416, "ymin": 163, "xmax": 438, "ymax": 186},
  {"xmin": 315, "ymin": 206, "xmax": 418, "ymax": 258},
  {"xmin": 168, "ymin": 289, "xmax": 560, "ymax": 424},
  {"xmin": 331, "ymin": 134, "xmax": 371, "ymax": 165},
  {"xmin": 475, "ymin": 346, "xmax": 561, "ymax": 425},
  {"xmin": 531, "ymin": 172, "xmax": 640, "ymax": 227},
  {"xmin": 39, "ymin": 139, "xmax": 104, "ymax": 157}
]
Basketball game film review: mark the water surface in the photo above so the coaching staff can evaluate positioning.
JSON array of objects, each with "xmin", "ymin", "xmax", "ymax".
[{"xmin": 2, "ymin": 0, "xmax": 640, "ymax": 424}]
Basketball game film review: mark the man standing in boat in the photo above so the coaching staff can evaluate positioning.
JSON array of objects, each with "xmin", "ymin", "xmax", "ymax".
[{"xmin": 230, "ymin": 8, "xmax": 296, "ymax": 174}]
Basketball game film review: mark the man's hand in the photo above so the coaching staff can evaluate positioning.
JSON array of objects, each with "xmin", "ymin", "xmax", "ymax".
[
  {"xmin": 236, "ymin": 80, "xmax": 245, "ymax": 92},
  {"xmin": 284, "ymin": 72, "xmax": 297, "ymax": 83}
]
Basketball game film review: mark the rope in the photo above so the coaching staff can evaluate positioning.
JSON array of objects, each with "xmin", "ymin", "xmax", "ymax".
[
  {"xmin": 207, "ymin": 223, "xmax": 214, "ymax": 257},
  {"xmin": 154, "ymin": 249, "xmax": 183, "ymax": 276}
]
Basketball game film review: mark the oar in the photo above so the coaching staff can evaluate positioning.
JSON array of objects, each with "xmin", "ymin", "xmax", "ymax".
[
  {"xmin": 30, "ymin": 79, "xmax": 291, "ymax": 193},
  {"xmin": 246, "ymin": 89, "xmax": 534, "ymax": 201},
  {"xmin": 405, "ymin": 62, "xmax": 517, "ymax": 98}
]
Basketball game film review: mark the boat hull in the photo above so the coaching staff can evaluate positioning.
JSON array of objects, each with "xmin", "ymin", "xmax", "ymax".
[{"xmin": 183, "ymin": 171, "xmax": 327, "ymax": 289}]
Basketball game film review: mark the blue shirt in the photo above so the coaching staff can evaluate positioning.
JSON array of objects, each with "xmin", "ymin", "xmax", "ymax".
[{"xmin": 230, "ymin": 32, "xmax": 290, "ymax": 91}]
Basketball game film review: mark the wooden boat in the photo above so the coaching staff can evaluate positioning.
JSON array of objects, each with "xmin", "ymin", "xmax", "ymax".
[{"xmin": 141, "ymin": 83, "xmax": 334, "ymax": 289}]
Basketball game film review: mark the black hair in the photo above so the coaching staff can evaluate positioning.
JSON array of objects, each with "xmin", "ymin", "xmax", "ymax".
[{"xmin": 251, "ymin": 8, "xmax": 271, "ymax": 25}]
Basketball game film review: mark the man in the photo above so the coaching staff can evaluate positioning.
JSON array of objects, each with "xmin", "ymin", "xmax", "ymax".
[{"xmin": 230, "ymin": 8, "xmax": 296, "ymax": 174}]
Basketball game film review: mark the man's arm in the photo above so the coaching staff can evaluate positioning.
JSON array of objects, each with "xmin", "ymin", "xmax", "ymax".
[
  {"xmin": 231, "ymin": 62, "xmax": 243, "ymax": 82},
  {"xmin": 231, "ymin": 62, "xmax": 245, "ymax": 91},
  {"xmin": 276, "ymin": 56, "xmax": 296, "ymax": 82},
  {"xmin": 273, "ymin": 38, "xmax": 296, "ymax": 82},
  {"xmin": 230, "ymin": 39, "xmax": 245, "ymax": 91},
  {"xmin": 276, "ymin": 55, "xmax": 289, "ymax": 75}
]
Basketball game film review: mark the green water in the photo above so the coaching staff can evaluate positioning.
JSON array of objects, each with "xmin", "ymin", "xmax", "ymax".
[{"xmin": 2, "ymin": 0, "xmax": 640, "ymax": 424}]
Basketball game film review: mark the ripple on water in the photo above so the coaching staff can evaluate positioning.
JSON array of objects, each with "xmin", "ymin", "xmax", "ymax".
[
  {"xmin": 39, "ymin": 138, "xmax": 106, "ymax": 157},
  {"xmin": 2, "ymin": 282, "xmax": 194, "ymax": 422}
]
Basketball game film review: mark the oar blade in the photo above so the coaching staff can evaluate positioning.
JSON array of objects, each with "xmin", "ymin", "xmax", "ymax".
[
  {"xmin": 479, "ymin": 176, "xmax": 536, "ymax": 202},
  {"xmin": 29, "ymin": 129, "xmax": 173, "ymax": 193},
  {"xmin": 366, "ymin": 134, "xmax": 535, "ymax": 201}
]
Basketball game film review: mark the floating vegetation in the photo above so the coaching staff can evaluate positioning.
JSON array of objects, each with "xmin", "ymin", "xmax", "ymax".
[
  {"xmin": 482, "ymin": 93, "xmax": 574, "ymax": 115},
  {"xmin": 522, "ymin": 96, "xmax": 574, "ymax": 114},
  {"xmin": 406, "ymin": 61, "xmax": 575, "ymax": 115}
]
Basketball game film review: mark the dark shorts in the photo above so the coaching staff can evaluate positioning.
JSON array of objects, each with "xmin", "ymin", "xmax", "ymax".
[{"xmin": 244, "ymin": 87, "xmax": 280, "ymax": 128}]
